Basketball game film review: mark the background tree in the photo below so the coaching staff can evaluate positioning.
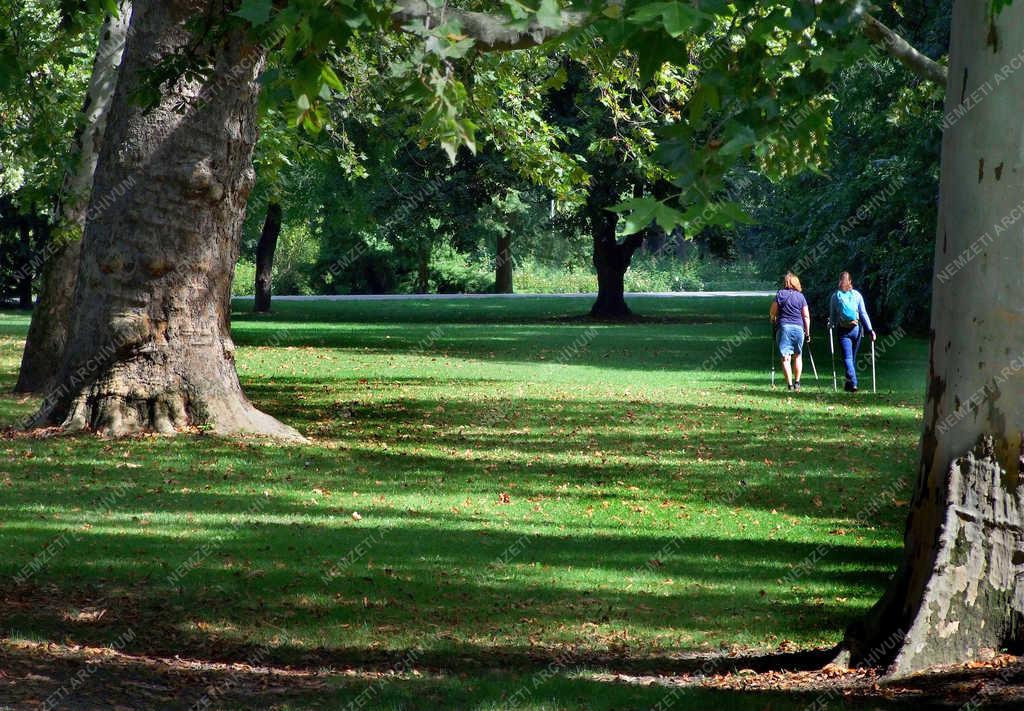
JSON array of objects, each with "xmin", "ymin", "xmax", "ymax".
[
  {"xmin": 13, "ymin": 1, "xmax": 132, "ymax": 392},
  {"xmin": 0, "ymin": 0, "xmax": 129, "ymax": 391}
]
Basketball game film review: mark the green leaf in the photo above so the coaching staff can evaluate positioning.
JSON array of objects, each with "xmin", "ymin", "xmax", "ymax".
[
  {"xmin": 652, "ymin": 202, "xmax": 685, "ymax": 231},
  {"xmin": 537, "ymin": 0, "xmax": 563, "ymax": 29},
  {"xmin": 688, "ymin": 87, "xmax": 706, "ymax": 124},
  {"xmin": 719, "ymin": 125, "xmax": 756, "ymax": 156},
  {"xmin": 234, "ymin": 0, "xmax": 273, "ymax": 26},
  {"xmin": 661, "ymin": 3, "xmax": 701, "ymax": 37},
  {"xmin": 683, "ymin": 200, "xmax": 753, "ymax": 231},
  {"xmin": 629, "ymin": 3, "xmax": 674, "ymax": 24},
  {"xmin": 991, "ymin": 0, "xmax": 1014, "ymax": 14},
  {"xmin": 610, "ymin": 197, "xmax": 660, "ymax": 236},
  {"xmin": 634, "ymin": 30, "xmax": 680, "ymax": 83},
  {"xmin": 541, "ymin": 66, "xmax": 568, "ymax": 91},
  {"xmin": 321, "ymin": 65, "xmax": 344, "ymax": 93}
]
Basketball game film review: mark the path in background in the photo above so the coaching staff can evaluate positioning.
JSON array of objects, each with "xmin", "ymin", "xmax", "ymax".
[{"xmin": 236, "ymin": 291, "xmax": 776, "ymax": 301}]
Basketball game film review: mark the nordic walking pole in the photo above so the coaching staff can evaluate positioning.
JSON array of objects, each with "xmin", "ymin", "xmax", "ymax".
[
  {"xmin": 871, "ymin": 338, "xmax": 877, "ymax": 394},
  {"xmin": 806, "ymin": 340, "xmax": 819, "ymax": 381},
  {"xmin": 828, "ymin": 325, "xmax": 838, "ymax": 391},
  {"xmin": 770, "ymin": 323, "xmax": 776, "ymax": 388}
]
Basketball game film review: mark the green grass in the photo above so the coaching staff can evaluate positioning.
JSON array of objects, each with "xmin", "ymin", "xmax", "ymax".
[{"xmin": 0, "ymin": 296, "xmax": 927, "ymax": 709}]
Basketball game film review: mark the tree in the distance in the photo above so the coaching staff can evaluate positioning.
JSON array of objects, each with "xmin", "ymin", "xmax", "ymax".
[{"xmin": 253, "ymin": 201, "xmax": 281, "ymax": 312}]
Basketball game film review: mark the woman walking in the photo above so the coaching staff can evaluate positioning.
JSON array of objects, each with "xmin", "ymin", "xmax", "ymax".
[
  {"xmin": 829, "ymin": 271, "xmax": 876, "ymax": 392},
  {"xmin": 769, "ymin": 273, "xmax": 811, "ymax": 391}
]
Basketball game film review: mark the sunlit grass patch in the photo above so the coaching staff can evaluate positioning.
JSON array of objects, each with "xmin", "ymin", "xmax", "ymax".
[{"xmin": 0, "ymin": 297, "xmax": 926, "ymax": 707}]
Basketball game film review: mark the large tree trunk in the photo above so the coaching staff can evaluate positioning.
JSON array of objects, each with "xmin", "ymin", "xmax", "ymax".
[
  {"xmin": 15, "ymin": 2, "xmax": 132, "ymax": 393},
  {"xmin": 253, "ymin": 201, "xmax": 281, "ymax": 312},
  {"xmin": 846, "ymin": 1, "xmax": 1024, "ymax": 677},
  {"xmin": 588, "ymin": 185, "xmax": 642, "ymax": 319},
  {"xmin": 495, "ymin": 233, "xmax": 513, "ymax": 293},
  {"xmin": 30, "ymin": 0, "xmax": 300, "ymax": 440}
]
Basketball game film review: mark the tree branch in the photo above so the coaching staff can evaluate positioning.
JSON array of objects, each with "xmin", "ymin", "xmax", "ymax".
[
  {"xmin": 861, "ymin": 12, "xmax": 947, "ymax": 88},
  {"xmin": 621, "ymin": 232, "xmax": 645, "ymax": 257},
  {"xmin": 392, "ymin": 0, "xmax": 590, "ymax": 52}
]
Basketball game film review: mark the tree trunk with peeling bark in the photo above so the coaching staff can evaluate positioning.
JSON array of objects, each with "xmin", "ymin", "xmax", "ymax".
[
  {"xmin": 846, "ymin": 1, "xmax": 1024, "ymax": 677},
  {"xmin": 15, "ymin": 2, "xmax": 132, "ymax": 394},
  {"xmin": 30, "ymin": 0, "xmax": 300, "ymax": 440},
  {"xmin": 254, "ymin": 201, "xmax": 281, "ymax": 312}
]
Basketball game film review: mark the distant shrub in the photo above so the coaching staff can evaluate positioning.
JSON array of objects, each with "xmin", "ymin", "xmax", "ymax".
[
  {"xmin": 513, "ymin": 258, "xmax": 596, "ymax": 293},
  {"xmin": 232, "ymin": 260, "xmax": 256, "ymax": 297},
  {"xmin": 426, "ymin": 244, "xmax": 492, "ymax": 294},
  {"xmin": 510, "ymin": 255, "xmax": 771, "ymax": 294}
]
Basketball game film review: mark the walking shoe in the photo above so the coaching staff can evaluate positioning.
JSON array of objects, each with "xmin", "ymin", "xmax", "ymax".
[
  {"xmin": 844, "ymin": 381, "xmax": 855, "ymax": 392},
  {"xmin": 793, "ymin": 381, "xmax": 801, "ymax": 391}
]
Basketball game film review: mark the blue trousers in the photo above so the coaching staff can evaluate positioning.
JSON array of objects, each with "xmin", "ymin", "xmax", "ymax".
[{"xmin": 838, "ymin": 324, "xmax": 861, "ymax": 387}]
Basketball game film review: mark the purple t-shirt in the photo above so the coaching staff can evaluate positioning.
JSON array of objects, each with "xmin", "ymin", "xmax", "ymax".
[{"xmin": 775, "ymin": 289, "xmax": 807, "ymax": 327}]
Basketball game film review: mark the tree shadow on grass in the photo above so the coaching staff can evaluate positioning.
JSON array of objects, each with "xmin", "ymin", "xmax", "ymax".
[
  {"xmin": 4, "ymin": 632, "xmax": 1022, "ymax": 709},
  {"xmin": 0, "ymin": 516, "xmax": 896, "ymax": 674},
  {"xmin": 0, "ymin": 638, "xmax": 938, "ymax": 710},
  {"xmin": 229, "ymin": 315, "xmax": 878, "ymax": 378},
  {"xmin": 0, "ymin": 381, "xmax": 917, "ymax": 524},
  {"xmin": 234, "ymin": 385, "xmax": 916, "ymax": 522}
]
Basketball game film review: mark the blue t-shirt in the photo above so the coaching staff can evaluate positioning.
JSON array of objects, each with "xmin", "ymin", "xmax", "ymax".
[{"xmin": 775, "ymin": 289, "xmax": 807, "ymax": 327}]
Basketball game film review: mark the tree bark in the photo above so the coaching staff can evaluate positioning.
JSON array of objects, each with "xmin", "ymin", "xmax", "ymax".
[
  {"xmin": 16, "ymin": 220, "xmax": 33, "ymax": 309},
  {"xmin": 15, "ymin": 2, "xmax": 132, "ymax": 393},
  {"xmin": 416, "ymin": 245, "xmax": 429, "ymax": 294},
  {"xmin": 845, "ymin": 1, "xmax": 1024, "ymax": 677},
  {"xmin": 588, "ymin": 178, "xmax": 642, "ymax": 319},
  {"xmin": 253, "ymin": 201, "xmax": 281, "ymax": 312},
  {"xmin": 30, "ymin": 0, "xmax": 300, "ymax": 440},
  {"xmin": 495, "ymin": 233, "xmax": 513, "ymax": 293},
  {"xmin": 589, "ymin": 213, "xmax": 642, "ymax": 319}
]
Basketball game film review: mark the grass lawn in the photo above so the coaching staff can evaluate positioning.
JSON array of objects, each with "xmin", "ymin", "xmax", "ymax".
[{"xmin": 0, "ymin": 295, "xmax": 932, "ymax": 709}]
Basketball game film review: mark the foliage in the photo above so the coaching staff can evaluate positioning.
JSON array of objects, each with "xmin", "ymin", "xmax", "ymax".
[
  {"xmin": 0, "ymin": 0, "xmax": 100, "ymax": 202},
  {"xmin": 0, "ymin": 1, "xmax": 110, "ymax": 303},
  {"xmin": 511, "ymin": 255, "xmax": 773, "ymax": 294},
  {"xmin": 512, "ymin": 257, "xmax": 598, "ymax": 293},
  {"xmin": 232, "ymin": 259, "xmax": 257, "ymax": 297},
  {"xmin": 420, "ymin": 242, "xmax": 492, "ymax": 293},
  {"xmin": 4, "ymin": 1, "xmax": 951, "ymax": 315},
  {"xmin": 734, "ymin": 3, "xmax": 949, "ymax": 332}
]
